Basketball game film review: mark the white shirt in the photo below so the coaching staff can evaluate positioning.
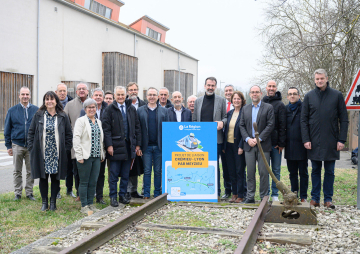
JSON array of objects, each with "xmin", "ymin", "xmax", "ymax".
[
  {"xmin": 148, "ymin": 104, "xmax": 157, "ymax": 111},
  {"xmin": 132, "ymin": 98, "xmax": 139, "ymax": 110},
  {"xmin": 117, "ymin": 102, "xmax": 126, "ymax": 113},
  {"xmin": 96, "ymin": 106, "xmax": 101, "ymax": 119},
  {"xmin": 174, "ymin": 107, "xmax": 182, "ymax": 122},
  {"xmin": 226, "ymin": 100, "xmax": 234, "ymax": 112}
]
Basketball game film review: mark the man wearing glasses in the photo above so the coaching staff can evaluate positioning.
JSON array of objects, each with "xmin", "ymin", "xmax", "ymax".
[
  {"xmin": 285, "ymin": 87, "xmax": 308, "ymax": 203},
  {"xmin": 125, "ymin": 82, "xmax": 146, "ymax": 200},
  {"xmin": 240, "ymin": 85, "xmax": 274, "ymax": 203}
]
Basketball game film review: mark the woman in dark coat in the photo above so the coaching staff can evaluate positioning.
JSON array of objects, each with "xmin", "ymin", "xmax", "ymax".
[
  {"xmin": 28, "ymin": 91, "xmax": 72, "ymax": 211},
  {"xmin": 223, "ymin": 91, "xmax": 247, "ymax": 203}
]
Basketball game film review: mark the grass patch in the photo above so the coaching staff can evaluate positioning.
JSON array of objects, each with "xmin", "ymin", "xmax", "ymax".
[{"xmin": 0, "ymin": 132, "xmax": 4, "ymax": 140}]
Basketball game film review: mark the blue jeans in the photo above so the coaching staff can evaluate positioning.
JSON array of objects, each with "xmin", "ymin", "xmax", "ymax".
[
  {"xmin": 268, "ymin": 146, "xmax": 282, "ymax": 197},
  {"xmin": 109, "ymin": 159, "xmax": 131, "ymax": 198},
  {"xmin": 311, "ymin": 160, "xmax": 335, "ymax": 203},
  {"xmin": 143, "ymin": 146, "xmax": 162, "ymax": 198}
]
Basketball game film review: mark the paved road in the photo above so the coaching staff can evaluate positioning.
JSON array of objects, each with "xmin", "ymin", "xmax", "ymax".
[{"xmin": 0, "ymin": 141, "xmax": 39, "ymax": 195}]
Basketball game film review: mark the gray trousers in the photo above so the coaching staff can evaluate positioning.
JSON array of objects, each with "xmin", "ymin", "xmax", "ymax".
[
  {"xmin": 12, "ymin": 144, "xmax": 34, "ymax": 196},
  {"xmin": 127, "ymin": 176, "xmax": 138, "ymax": 193},
  {"xmin": 245, "ymin": 146, "xmax": 270, "ymax": 201}
]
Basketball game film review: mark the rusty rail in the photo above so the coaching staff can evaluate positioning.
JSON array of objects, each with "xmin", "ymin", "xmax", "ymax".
[
  {"xmin": 59, "ymin": 193, "xmax": 168, "ymax": 254},
  {"xmin": 234, "ymin": 196, "xmax": 270, "ymax": 254}
]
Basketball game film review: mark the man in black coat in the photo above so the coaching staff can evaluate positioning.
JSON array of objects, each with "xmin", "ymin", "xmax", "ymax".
[
  {"xmin": 79, "ymin": 88, "xmax": 108, "ymax": 204},
  {"xmin": 262, "ymin": 81, "xmax": 286, "ymax": 202},
  {"xmin": 102, "ymin": 86, "xmax": 141, "ymax": 206},
  {"xmin": 167, "ymin": 91, "xmax": 192, "ymax": 122},
  {"xmin": 285, "ymin": 87, "xmax": 308, "ymax": 202},
  {"xmin": 301, "ymin": 69, "xmax": 348, "ymax": 209},
  {"xmin": 125, "ymin": 82, "xmax": 146, "ymax": 200}
]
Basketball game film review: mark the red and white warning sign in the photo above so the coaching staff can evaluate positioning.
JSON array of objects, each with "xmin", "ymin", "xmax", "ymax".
[{"xmin": 345, "ymin": 69, "xmax": 360, "ymax": 110}]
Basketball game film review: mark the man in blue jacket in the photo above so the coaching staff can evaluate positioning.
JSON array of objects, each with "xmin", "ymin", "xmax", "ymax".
[
  {"xmin": 167, "ymin": 91, "xmax": 192, "ymax": 122},
  {"xmin": 4, "ymin": 87, "xmax": 39, "ymax": 201}
]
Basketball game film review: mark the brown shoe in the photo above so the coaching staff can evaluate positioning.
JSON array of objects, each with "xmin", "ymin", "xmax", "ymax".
[
  {"xmin": 144, "ymin": 197, "xmax": 150, "ymax": 200},
  {"xmin": 310, "ymin": 200, "xmax": 320, "ymax": 207},
  {"xmin": 75, "ymin": 196, "xmax": 80, "ymax": 202},
  {"xmin": 229, "ymin": 195, "xmax": 238, "ymax": 203},
  {"xmin": 234, "ymin": 198, "xmax": 244, "ymax": 203},
  {"xmin": 324, "ymin": 201, "xmax": 335, "ymax": 209},
  {"xmin": 301, "ymin": 199, "xmax": 307, "ymax": 203}
]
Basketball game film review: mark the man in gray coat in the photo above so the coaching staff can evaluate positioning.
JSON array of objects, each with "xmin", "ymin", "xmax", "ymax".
[
  {"xmin": 240, "ymin": 85, "xmax": 274, "ymax": 203},
  {"xmin": 193, "ymin": 77, "xmax": 227, "ymax": 197}
]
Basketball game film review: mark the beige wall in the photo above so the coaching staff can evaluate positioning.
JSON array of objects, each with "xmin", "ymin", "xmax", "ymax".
[{"xmin": 0, "ymin": 0, "xmax": 198, "ymax": 104}]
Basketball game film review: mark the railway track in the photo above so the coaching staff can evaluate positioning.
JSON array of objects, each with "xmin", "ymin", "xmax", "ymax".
[{"xmin": 51, "ymin": 194, "xmax": 284, "ymax": 254}]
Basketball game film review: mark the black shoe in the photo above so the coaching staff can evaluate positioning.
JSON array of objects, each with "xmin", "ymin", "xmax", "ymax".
[
  {"xmin": 41, "ymin": 198, "xmax": 48, "ymax": 211},
  {"xmin": 96, "ymin": 198, "xmax": 106, "ymax": 205},
  {"xmin": 119, "ymin": 195, "xmax": 130, "ymax": 204},
  {"xmin": 67, "ymin": 191, "xmax": 76, "ymax": 198},
  {"xmin": 14, "ymin": 195, "xmax": 21, "ymax": 201},
  {"xmin": 125, "ymin": 192, "xmax": 131, "ymax": 200},
  {"xmin": 131, "ymin": 191, "xmax": 144, "ymax": 199},
  {"xmin": 242, "ymin": 199, "xmax": 255, "ymax": 204},
  {"xmin": 110, "ymin": 197, "xmax": 119, "ymax": 207},
  {"xmin": 141, "ymin": 189, "xmax": 144, "ymax": 195},
  {"xmin": 56, "ymin": 192, "xmax": 61, "ymax": 199},
  {"xmin": 221, "ymin": 193, "xmax": 231, "ymax": 199},
  {"xmin": 27, "ymin": 194, "xmax": 36, "ymax": 201},
  {"xmin": 49, "ymin": 198, "xmax": 57, "ymax": 211}
]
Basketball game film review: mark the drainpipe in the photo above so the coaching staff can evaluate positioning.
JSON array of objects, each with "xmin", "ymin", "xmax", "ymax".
[
  {"xmin": 178, "ymin": 53, "xmax": 180, "ymax": 91},
  {"xmin": 36, "ymin": 0, "xmax": 40, "ymax": 105},
  {"xmin": 134, "ymin": 34, "xmax": 137, "ymax": 57}
]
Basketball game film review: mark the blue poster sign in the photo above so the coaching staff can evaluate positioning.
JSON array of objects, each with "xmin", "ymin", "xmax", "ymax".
[{"xmin": 162, "ymin": 122, "xmax": 218, "ymax": 202}]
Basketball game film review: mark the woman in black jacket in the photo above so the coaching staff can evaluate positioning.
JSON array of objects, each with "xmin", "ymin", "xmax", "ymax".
[
  {"xmin": 223, "ymin": 91, "xmax": 247, "ymax": 203},
  {"xmin": 28, "ymin": 91, "xmax": 72, "ymax": 211}
]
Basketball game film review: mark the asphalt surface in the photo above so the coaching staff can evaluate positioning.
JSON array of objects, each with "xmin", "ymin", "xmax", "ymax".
[{"xmin": 0, "ymin": 140, "xmax": 356, "ymax": 195}]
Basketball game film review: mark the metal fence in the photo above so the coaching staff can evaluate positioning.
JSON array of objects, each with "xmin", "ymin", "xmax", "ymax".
[{"xmin": 0, "ymin": 71, "xmax": 34, "ymax": 131}]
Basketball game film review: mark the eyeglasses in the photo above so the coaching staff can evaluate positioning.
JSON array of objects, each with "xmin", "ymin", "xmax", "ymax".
[
  {"xmin": 128, "ymin": 89, "xmax": 138, "ymax": 92},
  {"xmin": 288, "ymin": 93, "xmax": 298, "ymax": 96},
  {"xmin": 147, "ymin": 94, "xmax": 157, "ymax": 97},
  {"xmin": 77, "ymin": 87, "xmax": 88, "ymax": 91},
  {"xmin": 250, "ymin": 91, "xmax": 260, "ymax": 94}
]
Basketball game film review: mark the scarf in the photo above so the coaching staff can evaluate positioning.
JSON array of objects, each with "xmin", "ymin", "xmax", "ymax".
[
  {"xmin": 288, "ymin": 99, "xmax": 300, "ymax": 111},
  {"xmin": 60, "ymin": 96, "xmax": 69, "ymax": 109}
]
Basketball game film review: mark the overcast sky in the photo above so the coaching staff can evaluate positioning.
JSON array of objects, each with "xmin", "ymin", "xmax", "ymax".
[{"xmin": 119, "ymin": 0, "xmax": 266, "ymax": 93}]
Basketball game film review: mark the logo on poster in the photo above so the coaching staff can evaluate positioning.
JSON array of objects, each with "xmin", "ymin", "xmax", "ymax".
[{"xmin": 179, "ymin": 125, "xmax": 184, "ymax": 130}]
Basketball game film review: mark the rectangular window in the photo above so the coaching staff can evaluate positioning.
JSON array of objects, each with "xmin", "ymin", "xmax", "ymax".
[
  {"xmin": 85, "ymin": 0, "xmax": 112, "ymax": 19},
  {"xmin": 146, "ymin": 27, "xmax": 161, "ymax": 41}
]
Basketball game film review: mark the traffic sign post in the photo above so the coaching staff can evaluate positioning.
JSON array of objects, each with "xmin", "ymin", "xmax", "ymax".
[{"xmin": 345, "ymin": 68, "xmax": 360, "ymax": 110}]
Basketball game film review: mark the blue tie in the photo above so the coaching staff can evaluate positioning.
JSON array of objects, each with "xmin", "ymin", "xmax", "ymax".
[{"xmin": 120, "ymin": 105, "xmax": 126, "ymax": 119}]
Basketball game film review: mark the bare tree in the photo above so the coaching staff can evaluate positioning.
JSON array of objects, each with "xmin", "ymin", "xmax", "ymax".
[{"xmin": 257, "ymin": 0, "xmax": 360, "ymax": 97}]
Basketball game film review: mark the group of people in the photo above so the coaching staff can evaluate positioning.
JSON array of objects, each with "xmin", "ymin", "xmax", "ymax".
[{"xmin": 4, "ymin": 68, "xmax": 348, "ymax": 213}]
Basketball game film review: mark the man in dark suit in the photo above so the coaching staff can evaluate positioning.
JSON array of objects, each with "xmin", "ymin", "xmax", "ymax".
[
  {"xmin": 193, "ymin": 77, "xmax": 227, "ymax": 197},
  {"xmin": 240, "ymin": 85, "xmax": 274, "ymax": 203},
  {"xmin": 168, "ymin": 91, "xmax": 192, "ymax": 122},
  {"xmin": 102, "ymin": 86, "xmax": 141, "ymax": 206},
  {"xmin": 125, "ymin": 82, "xmax": 146, "ymax": 200}
]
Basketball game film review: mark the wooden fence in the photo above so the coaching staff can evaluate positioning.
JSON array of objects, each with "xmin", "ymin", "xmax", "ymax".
[
  {"xmin": 164, "ymin": 70, "xmax": 193, "ymax": 102},
  {"xmin": 0, "ymin": 71, "xmax": 33, "ymax": 131}
]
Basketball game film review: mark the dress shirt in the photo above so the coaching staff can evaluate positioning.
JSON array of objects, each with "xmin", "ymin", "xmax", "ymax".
[
  {"xmin": 174, "ymin": 107, "xmax": 182, "ymax": 122},
  {"xmin": 132, "ymin": 98, "xmax": 139, "ymax": 110},
  {"xmin": 20, "ymin": 102, "xmax": 31, "ymax": 120},
  {"xmin": 117, "ymin": 102, "xmax": 126, "ymax": 113},
  {"xmin": 245, "ymin": 100, "xmax": 262, "ymax": 142},
  {"xmin": 96, "ymin": 105, "xmax": 102, "ymax": 119}
]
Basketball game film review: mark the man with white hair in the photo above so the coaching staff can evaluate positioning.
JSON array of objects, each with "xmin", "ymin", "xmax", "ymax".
[
  {"xmin": 64, "ymin": 82, "xmax": 89, "ymax": 201},
  {"xmin": 55, "ymin": 83, "xmax": 73, "ymax": 109},
  {"xmin": 157, "ymin": 87, "xmax": 173, "ymax": 108},
  {"xmin": 102, "ymin": 86, "xmax": 141, "ymax": 206},
  {"xmin": 168, "ymin": 91, "xmax": 192, "ymax": 122},
  {"xmin": 187, "ymin": 95, "xmax": 197, "ymax": 114}
]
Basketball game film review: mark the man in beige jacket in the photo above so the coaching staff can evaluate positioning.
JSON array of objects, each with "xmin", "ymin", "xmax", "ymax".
[{"xmin": 64, "ymin": 83, "xmax": 89, "ymax": 200}]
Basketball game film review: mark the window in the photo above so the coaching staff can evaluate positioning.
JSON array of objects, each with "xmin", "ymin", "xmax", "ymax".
[
  {"xmin": 146, "ymin": 27, "xmax": 161, "ymax": 41},
  {"xmin": 84, "ymin": 0, "xmax": 112, "ymax": 19}
]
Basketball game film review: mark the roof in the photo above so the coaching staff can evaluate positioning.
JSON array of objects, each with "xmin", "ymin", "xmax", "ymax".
[
  {"xmin": 108, "ymin": 0, "xmax": 125, "ymax": 7},
  {"xmin": 130, "ymin": 15, "xmax": 170, "ymax": 31},
  {"xmin": 55, "ymin": 0, "xmax": 197, "ymax": 61}
]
